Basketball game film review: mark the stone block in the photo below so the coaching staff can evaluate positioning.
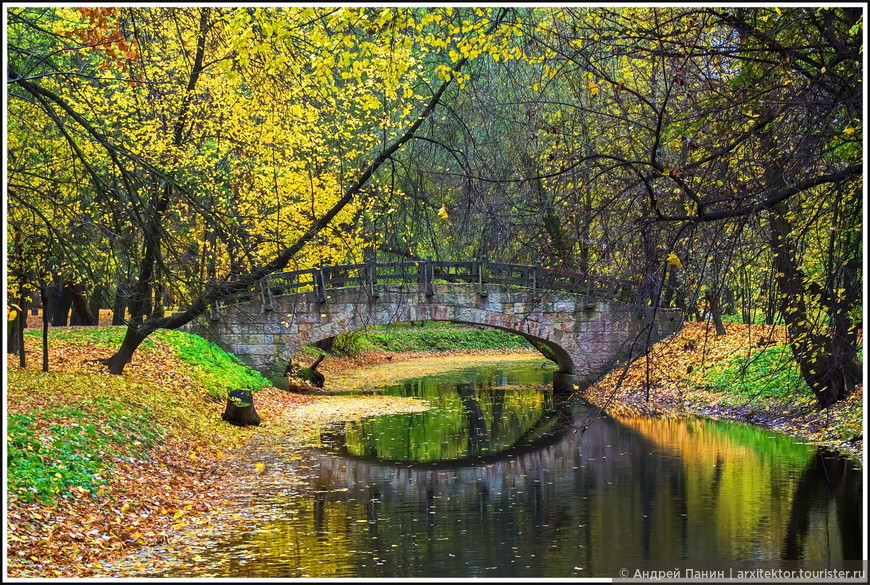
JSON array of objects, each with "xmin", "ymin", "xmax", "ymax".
[
  {"xmin": 553, "ymin": 300, "xmax": 575, "ymax": 312},
  {"xmin": 240, "ymin": 333, "xmax": 266, "ymax": 345}
]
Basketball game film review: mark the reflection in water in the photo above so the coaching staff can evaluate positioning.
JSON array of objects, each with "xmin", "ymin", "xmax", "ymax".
[
  {"xmin": 336, "ymin": 362, "xmax": 558, "ymax": 463},
  {"xmin": 458, "ymin": 382, "xmax": 490, "ymax": 455},
  {"xmin": 134, "ymin": 359, "xmax": 863, "ymax": 578},
  {"xmin": 783, "ymin": 448, "xmax": 864, "ymax": 561}
]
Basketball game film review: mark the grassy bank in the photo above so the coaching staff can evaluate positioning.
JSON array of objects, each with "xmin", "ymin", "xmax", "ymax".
[
  {"xmin": 585, "ymin": 321, "xmax": 864, "ymax": 462},
  {"xmin": 5, "ymin": 327, "xmax": 427, "ymax": 578},
  {"xmin": 297, "ymin": 321, "xmax": 534, "ymax": 358}
]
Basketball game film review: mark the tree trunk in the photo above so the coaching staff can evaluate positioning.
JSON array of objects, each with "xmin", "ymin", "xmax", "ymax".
[
  {"xmin": 7, "ymin": 312, "xmax": 22, "ymax": 356},
  {"xmin": 722, "ymin": 287, "xmax": 736, "ymax": 316},
  {"xmin": 88, "ymin": 284, "xmax": 103, "ymax": 325},
  {"xmin": 106, "ymin": 325, "xmax": 148, "ymax": 374},
  {"xmin": 635, "ymin": 227, "xmax": 662, "ymax": 318},
  {"xmin": 69, "ymin": 283, "xmax": 97, "ymax": 326},
  {"xmin": 766, "ymin": 180, "xmax": 858, "ymax": 407},
  {"xmin": 8, "ymin": 293, "xmax": 28, "ymax": 359},
  {"xmin": 112, "ymin": 285, "xmax": 128, "ymax": 325},
  {"xmin": 706, "ymin": 292, "xmax": 726, "ymax": 336},
  {"xmin": 52, "ymin": 280, "xmax": 72, "ymax": 326},
  {"xmin": 765, "ymin": 294, "xmax": 777, "ymax": 325},
  {"xmin": 16, "ymin": 294, "xmax": 28, "ymax": 366},
  {"xmin": 41, "ymin": 285, "xmax": 50, "ymax": 372},
  {"xmin": 660, "ymin": 264, "xmax": 680, "ymax": 308}
]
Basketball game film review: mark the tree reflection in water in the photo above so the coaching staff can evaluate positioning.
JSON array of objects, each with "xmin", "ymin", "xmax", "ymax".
[{"xmin": 127, "ymin": 360, "xmax": 862, "ymax": 578}]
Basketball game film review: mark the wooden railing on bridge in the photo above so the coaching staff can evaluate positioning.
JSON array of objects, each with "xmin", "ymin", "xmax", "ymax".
[{"xmin": 217, "ymin": 259, "xmax": 637, "ymax": 311}]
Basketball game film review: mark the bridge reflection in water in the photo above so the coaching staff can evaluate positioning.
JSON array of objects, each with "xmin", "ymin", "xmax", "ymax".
[
  {"xmin": 321, "ymin": 365, "xmax": 569, "ymax": 464},
  {"xmin": 203, "ymin": 362, "xmax": 861, "ymax": 579}
]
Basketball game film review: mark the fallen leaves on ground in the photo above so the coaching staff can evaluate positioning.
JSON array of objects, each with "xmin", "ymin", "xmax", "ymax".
[
  {"xmin": 584, "ymin": 321, "xmax": 863, "ymax": 461},
  {"xmin": 4, "ymin": 329, "xmax": 430, "ymax": 578}
]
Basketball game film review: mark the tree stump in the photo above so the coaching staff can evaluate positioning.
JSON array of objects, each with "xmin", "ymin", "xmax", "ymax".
[{"xmin": 222, "ymin": 389, "xmax": 261, "ymax": 427}]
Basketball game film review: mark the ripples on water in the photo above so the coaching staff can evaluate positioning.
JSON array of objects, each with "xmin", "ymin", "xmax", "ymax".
[{"xmin": 136, "ymin": 358, "xmax": 864, "ymax": 578}]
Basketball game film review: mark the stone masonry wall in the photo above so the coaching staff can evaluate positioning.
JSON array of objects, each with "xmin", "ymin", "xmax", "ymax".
[{"xmin": 184, "ymin": 283, "xmax": 682, "ymax": 388}]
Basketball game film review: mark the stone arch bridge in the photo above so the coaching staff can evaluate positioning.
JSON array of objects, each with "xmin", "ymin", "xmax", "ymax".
[{"xmin": 184, "ymin": 259, "xmax": 682, "ymax": 392}]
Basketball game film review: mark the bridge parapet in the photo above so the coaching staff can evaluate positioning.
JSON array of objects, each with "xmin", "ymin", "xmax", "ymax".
[
  {"xmin": 215, "ymin": 259, "xmax": 638, "ymax": 312},
  {"xmin": 184, "ymin": 264, "xmax": 682, "ymax": 392}
]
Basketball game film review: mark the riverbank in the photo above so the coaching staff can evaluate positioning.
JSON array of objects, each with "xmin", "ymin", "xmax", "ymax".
[
  {"xmin": 5, "ymin": 323, "xmax": 863, "ymax": 577},
  {"xmin": 5, "ymin": 328, "xmax": 431, "ymax": 578},
  {"xmin": 583, "ymin": 321, "xmax": 864, "ymax": 462}
]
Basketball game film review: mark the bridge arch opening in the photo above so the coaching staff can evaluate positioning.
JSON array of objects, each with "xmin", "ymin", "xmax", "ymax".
[{"xmin": 277, "ymin": 320, "xmax": 578, "ymax": 392}]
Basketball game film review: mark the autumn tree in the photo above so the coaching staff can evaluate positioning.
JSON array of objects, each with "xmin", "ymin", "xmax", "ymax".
[
  {"xmin": 381, "ymin": 5, "xmax": 863, "ymax": 407},
  {"xmin": 517, "ymin": 6, "xmax": 863, "ymax": 406},
  {"xmin": 7, "ymin": 6, "xmax": 517, "ymax": 373}
]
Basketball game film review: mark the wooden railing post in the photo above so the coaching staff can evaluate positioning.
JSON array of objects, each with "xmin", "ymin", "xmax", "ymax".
[
  {"xmin": 532, "ymin": 261, "xmax": 540, "ymax": 297},
  {"xmin": 478, "ymin": 256, "xmax": 488, "ymax": 297},
  {"xmin": 367, "ymin": 256, "xmax": 380, "ymax": 298},
  {"xmin": 209, "ymin": 301, "xmax": 220, "ymax": 321},
  {"xmin": 314, "ymin": 268, "xmax": 327, "ymax": 303},
  {"xmin": 260, "ymin": 277, "xmax": 274, "ymax": 313},
  {"xmin": 425, "ymin": 255, "xmax": 434, "ymax": 297}
]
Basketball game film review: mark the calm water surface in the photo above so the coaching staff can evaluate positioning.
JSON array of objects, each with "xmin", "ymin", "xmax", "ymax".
[{"xmin": 137, "ymin": 358, "xmax": 864, "ymax": 578}]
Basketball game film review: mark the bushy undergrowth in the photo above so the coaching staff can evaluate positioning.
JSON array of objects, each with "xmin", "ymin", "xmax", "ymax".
[{"xmin": 704, "ymin": 344, "xmax": 814, "ymax": 403}]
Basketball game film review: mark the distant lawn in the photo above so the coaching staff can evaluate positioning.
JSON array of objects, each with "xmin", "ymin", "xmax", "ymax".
[{"xmin": 300, "ymin": 322, "xmax": 534, "ymax": 356}]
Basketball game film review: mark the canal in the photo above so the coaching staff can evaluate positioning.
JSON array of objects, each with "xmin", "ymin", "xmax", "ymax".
[{"xmin": 115, "ymin": 356, "xmax": 863, "ymax": 578}]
